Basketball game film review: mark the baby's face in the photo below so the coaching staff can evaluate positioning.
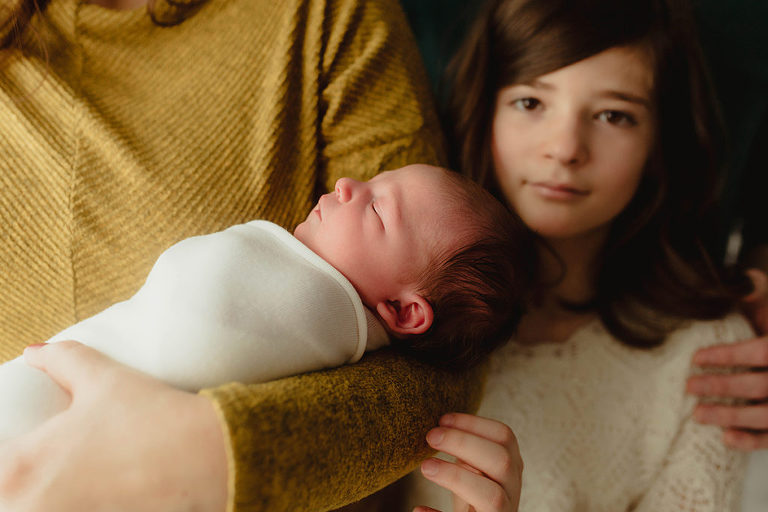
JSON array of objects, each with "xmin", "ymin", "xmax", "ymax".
[{"xmin": 294, "ymin": 164, "xmax": 463, "ymax": 307}]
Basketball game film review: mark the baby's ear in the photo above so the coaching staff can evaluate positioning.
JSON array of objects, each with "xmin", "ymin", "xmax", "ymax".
[{"xmin": 376, "ymin": 294, "xmax": 433, "ymax": 336}]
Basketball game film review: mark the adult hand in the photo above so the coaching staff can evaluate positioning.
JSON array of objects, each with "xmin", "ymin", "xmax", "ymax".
[
  {"xmin": 0, "ymin": 341, "xmax": 228, "ymax": 511},
  {"xmin": 687, "ymin": 268, "xmax": 768, "ymax": 450},
  {"xmin": 413, "ymin": 413, "xmax": 522, "ymax": 512}
]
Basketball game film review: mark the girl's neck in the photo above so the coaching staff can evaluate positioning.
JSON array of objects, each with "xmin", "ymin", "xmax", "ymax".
[
  {"xmin": 541, "ymin": 231, "xmax": 606, "ymax": 303},
  {"xmin": 517, "ymin": 228, "xmax": 607, "ymax": 344}
]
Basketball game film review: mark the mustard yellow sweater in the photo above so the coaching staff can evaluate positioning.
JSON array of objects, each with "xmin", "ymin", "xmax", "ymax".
[{"xmin": 0, "ymin": 0, "xmax": 482, "ymax": 510}]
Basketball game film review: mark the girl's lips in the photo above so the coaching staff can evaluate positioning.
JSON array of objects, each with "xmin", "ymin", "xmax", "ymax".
[{"xmin": 530, "ymin": 181, "xmax": 589, "ymax": 200}]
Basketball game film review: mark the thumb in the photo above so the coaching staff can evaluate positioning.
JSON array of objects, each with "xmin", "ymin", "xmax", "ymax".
[
  {"xmin": 24, "ymin": 340, "xmax": 110, "ymax": 395},
  {"xmin": 743, "ymin": 268, "xmax": 768, "ymax": 303}
]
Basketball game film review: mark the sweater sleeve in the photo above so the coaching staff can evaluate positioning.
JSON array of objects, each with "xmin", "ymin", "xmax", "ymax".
[
  {"xmin": 316, "ymin": 0, "xmax": 447, "ymax": 189},
  {"xmin": 630, "ymin": 411, "xmax": 746, "ymax": 511},
  {"xmin": 199, "ymin": 1, "xmax": 466, "ymax": 511},
  {"xmin": 631, "ymin": 316, "xmax": 751, "ymax": 512},
  {"xmin": 200, "ymin": 351, "xmax": 484, "ymax": 512}
]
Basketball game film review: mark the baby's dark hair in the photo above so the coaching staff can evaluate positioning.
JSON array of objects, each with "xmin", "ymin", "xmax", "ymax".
[{"xmin": 390, "ymin": 169, "xmax": 536, "ymax": 369}]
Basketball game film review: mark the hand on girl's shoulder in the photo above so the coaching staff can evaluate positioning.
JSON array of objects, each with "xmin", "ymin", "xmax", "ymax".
[{"xmin": 686, "ymin": 294, "xmax": 768, "ymax": 450}]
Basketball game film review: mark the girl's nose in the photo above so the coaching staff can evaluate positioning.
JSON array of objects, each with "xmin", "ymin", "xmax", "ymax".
[
  {"xmin": 544, "ymin": 117, "xmax": 589, "ymax": 167},
  {"xmin": 334, "ymin": 177, "xmax": 357, "ymax": 203}
]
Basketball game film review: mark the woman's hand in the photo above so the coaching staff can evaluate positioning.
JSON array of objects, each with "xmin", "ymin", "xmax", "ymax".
[
  {"xmin": 0, "ymin": 341, "xmax": 228, "ymax": 511},
  {"xmin": 687, "ymin": 268, "xmax": 768, "ymax": 450},
  {"xmin": 413, "ymin": 413, "xmax": 522, "ymax": 512}
]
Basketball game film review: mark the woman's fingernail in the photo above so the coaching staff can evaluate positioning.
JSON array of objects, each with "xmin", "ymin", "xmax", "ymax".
[
  {"xmin": 440, "ymin": 413, "xmax": 455, "ymax": 426},
  {"xmin": 421, "ymin": 458, "xmax": 439, "ymax": 476},
  {"xmin": 24, "ymin": 343, "xmax": 46, "ymax": 352},
  {"xmin": 426, "ymin": 428, "xmax": 444, "ymax": 446}
]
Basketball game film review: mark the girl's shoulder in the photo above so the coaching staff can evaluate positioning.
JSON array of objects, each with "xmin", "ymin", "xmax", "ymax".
[
  {"xmin": 665, "ymin": 312, "xmax": 754, "ymax": 352},
  {"xmin": 568, "ymin": 312, "xmax": 755, "ymax": 369},
  {"xmin": 631, "ymin": 312, "xmax": 756, "ymax": 371},
  {"xmin": 496, "ymin": 312, "xmax": 753, "ymax": 371}
]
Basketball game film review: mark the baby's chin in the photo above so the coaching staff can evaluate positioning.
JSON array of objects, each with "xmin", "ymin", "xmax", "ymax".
[
  {"xmin": 292, "ymin": 222, "xmax": 321, "ymax": 256},
  {"xmin": 293, "ymin": 221, "xmax": 307, "ymax": 242},
  {"xmin": 294, "ymin": 203, "xmax": 321, "ymax": 240}
]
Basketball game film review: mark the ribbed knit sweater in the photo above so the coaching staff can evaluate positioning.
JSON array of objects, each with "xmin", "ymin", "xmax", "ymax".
[{"xmin": 0, "ymin": 0, "xmax": 482, "ymax": 510}]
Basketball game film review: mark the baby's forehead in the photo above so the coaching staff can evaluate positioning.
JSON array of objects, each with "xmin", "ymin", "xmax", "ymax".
[
  {"xmin": 420, "ymin": 199, "xmax": 479, "ymax": 247},
  {"xmin": 377, "ymin": 165, "xmax": 480, "ymax": 228}
]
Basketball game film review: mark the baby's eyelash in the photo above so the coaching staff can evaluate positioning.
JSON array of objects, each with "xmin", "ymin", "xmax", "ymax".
[{"xmin": 371, "ymin": 202, "xmax": 384, "ymax": 227}]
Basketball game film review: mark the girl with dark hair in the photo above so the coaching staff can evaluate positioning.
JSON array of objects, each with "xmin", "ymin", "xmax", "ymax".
[{"xmin": 408, "ymin": 0, "xmax": 755, "ymax": 510}]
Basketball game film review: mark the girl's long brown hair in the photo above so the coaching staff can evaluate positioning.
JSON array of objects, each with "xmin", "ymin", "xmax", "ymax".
[{"xmin": 447, "ymin": 0, "xmax": 750, "ymax": 347}]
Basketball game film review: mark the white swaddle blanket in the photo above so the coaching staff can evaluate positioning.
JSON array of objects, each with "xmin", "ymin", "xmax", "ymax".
[{"xmin": 0, "ymin": 220, "xmax": 388, "ymax": 441}]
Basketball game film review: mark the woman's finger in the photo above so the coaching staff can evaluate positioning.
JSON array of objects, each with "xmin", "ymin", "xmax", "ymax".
[
  {"xmin": 723, "ymin": 428, "xmax": 768, "ymax": 451},
  {"xmin": 420, "ymin": 457, "xmax": 516, "ymax": 512},
  {"xmin": 694, "ymin": 403, "xmax": 768, "ymax": 430},
  {"xmin": 687, "ymin": 371, "xmax": 768, "ymax": 400},
  {"xmin": 743, "ymin": 268, "xmax": 768, "ymax": 303},
  {"xmin": 740, "ymin": 269, "xmax": 768, "ymax": 334},
  {"xmin": 440, "ymin": 413, "xmax": 516, "ymax": 445},
  {"xmin": 426, "ymin": 426, "xmax": 520, "ymax": 488},
  {"xmin": 428, "ymin": 415, "xmax": 521, "ymax": 488},
  {"xmin": 22, "ymin": 341, "xmax": 114, "ymax": 394},
  {"xmin": 692, "ymin": 337, "xmax": 768, "ymax": 368}
]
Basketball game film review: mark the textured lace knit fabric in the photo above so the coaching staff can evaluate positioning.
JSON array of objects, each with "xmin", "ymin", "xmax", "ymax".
[
  {"xmin": 408, "ymin": 314, "xmax": 752, "ymax": 512},
  {"xmin": 0, "ymin": 0, "xmax": 485, "ymax": 510}
]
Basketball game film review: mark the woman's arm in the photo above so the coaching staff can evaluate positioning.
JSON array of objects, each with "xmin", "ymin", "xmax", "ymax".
[
  {"xmin": 203, "ymin": 353, "xmax": 483, "ymax": 511},
  {"xmin": 315, "ymin": 0, "xmax": 446, "ymax": 189},
  {"xmin": 0, "ymin": 343, "xmax": 483, "ymax": 512}
]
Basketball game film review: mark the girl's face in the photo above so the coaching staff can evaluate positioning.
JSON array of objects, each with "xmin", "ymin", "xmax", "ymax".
[{"xmin": 491, "ymin": 45, "xmax": 656, "ymax": 243}]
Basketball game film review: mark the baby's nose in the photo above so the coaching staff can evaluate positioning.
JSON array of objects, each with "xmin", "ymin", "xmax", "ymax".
[{"xmin": 334, "ymin": 177, "xmax": 356, "ymax": 203}]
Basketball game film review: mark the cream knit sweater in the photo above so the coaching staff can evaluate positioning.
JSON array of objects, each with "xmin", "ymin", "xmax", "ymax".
[{"xmin": 408, "ymin": 314, "xmax": 751, "ymax": 511}]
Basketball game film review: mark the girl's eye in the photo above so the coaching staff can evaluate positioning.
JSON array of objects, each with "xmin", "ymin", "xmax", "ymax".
[
  {"xmin": 512, "ymin": 97, "xmax": 541, "ymax": 111},
  {"xmin": 597, "ymin": 110, "xmax": 637, "ymax": 126}
]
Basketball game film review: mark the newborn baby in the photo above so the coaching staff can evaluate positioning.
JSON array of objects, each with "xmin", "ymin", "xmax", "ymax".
[{"xmin": 0, "ymin": 164, "xmax": 531, "ymax": 441}]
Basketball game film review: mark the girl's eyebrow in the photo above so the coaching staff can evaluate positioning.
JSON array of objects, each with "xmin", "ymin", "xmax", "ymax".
[
  {"xmin": 599, "ymin": 90, "xmax": 652, "ymax": 110},
  {"xmin": 511, "ymin": 80, "xmax": 652, "ymax": 111},
  {"xmin": 511, "ymin": 79, "xmax": 554, "ymax": 90}
]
